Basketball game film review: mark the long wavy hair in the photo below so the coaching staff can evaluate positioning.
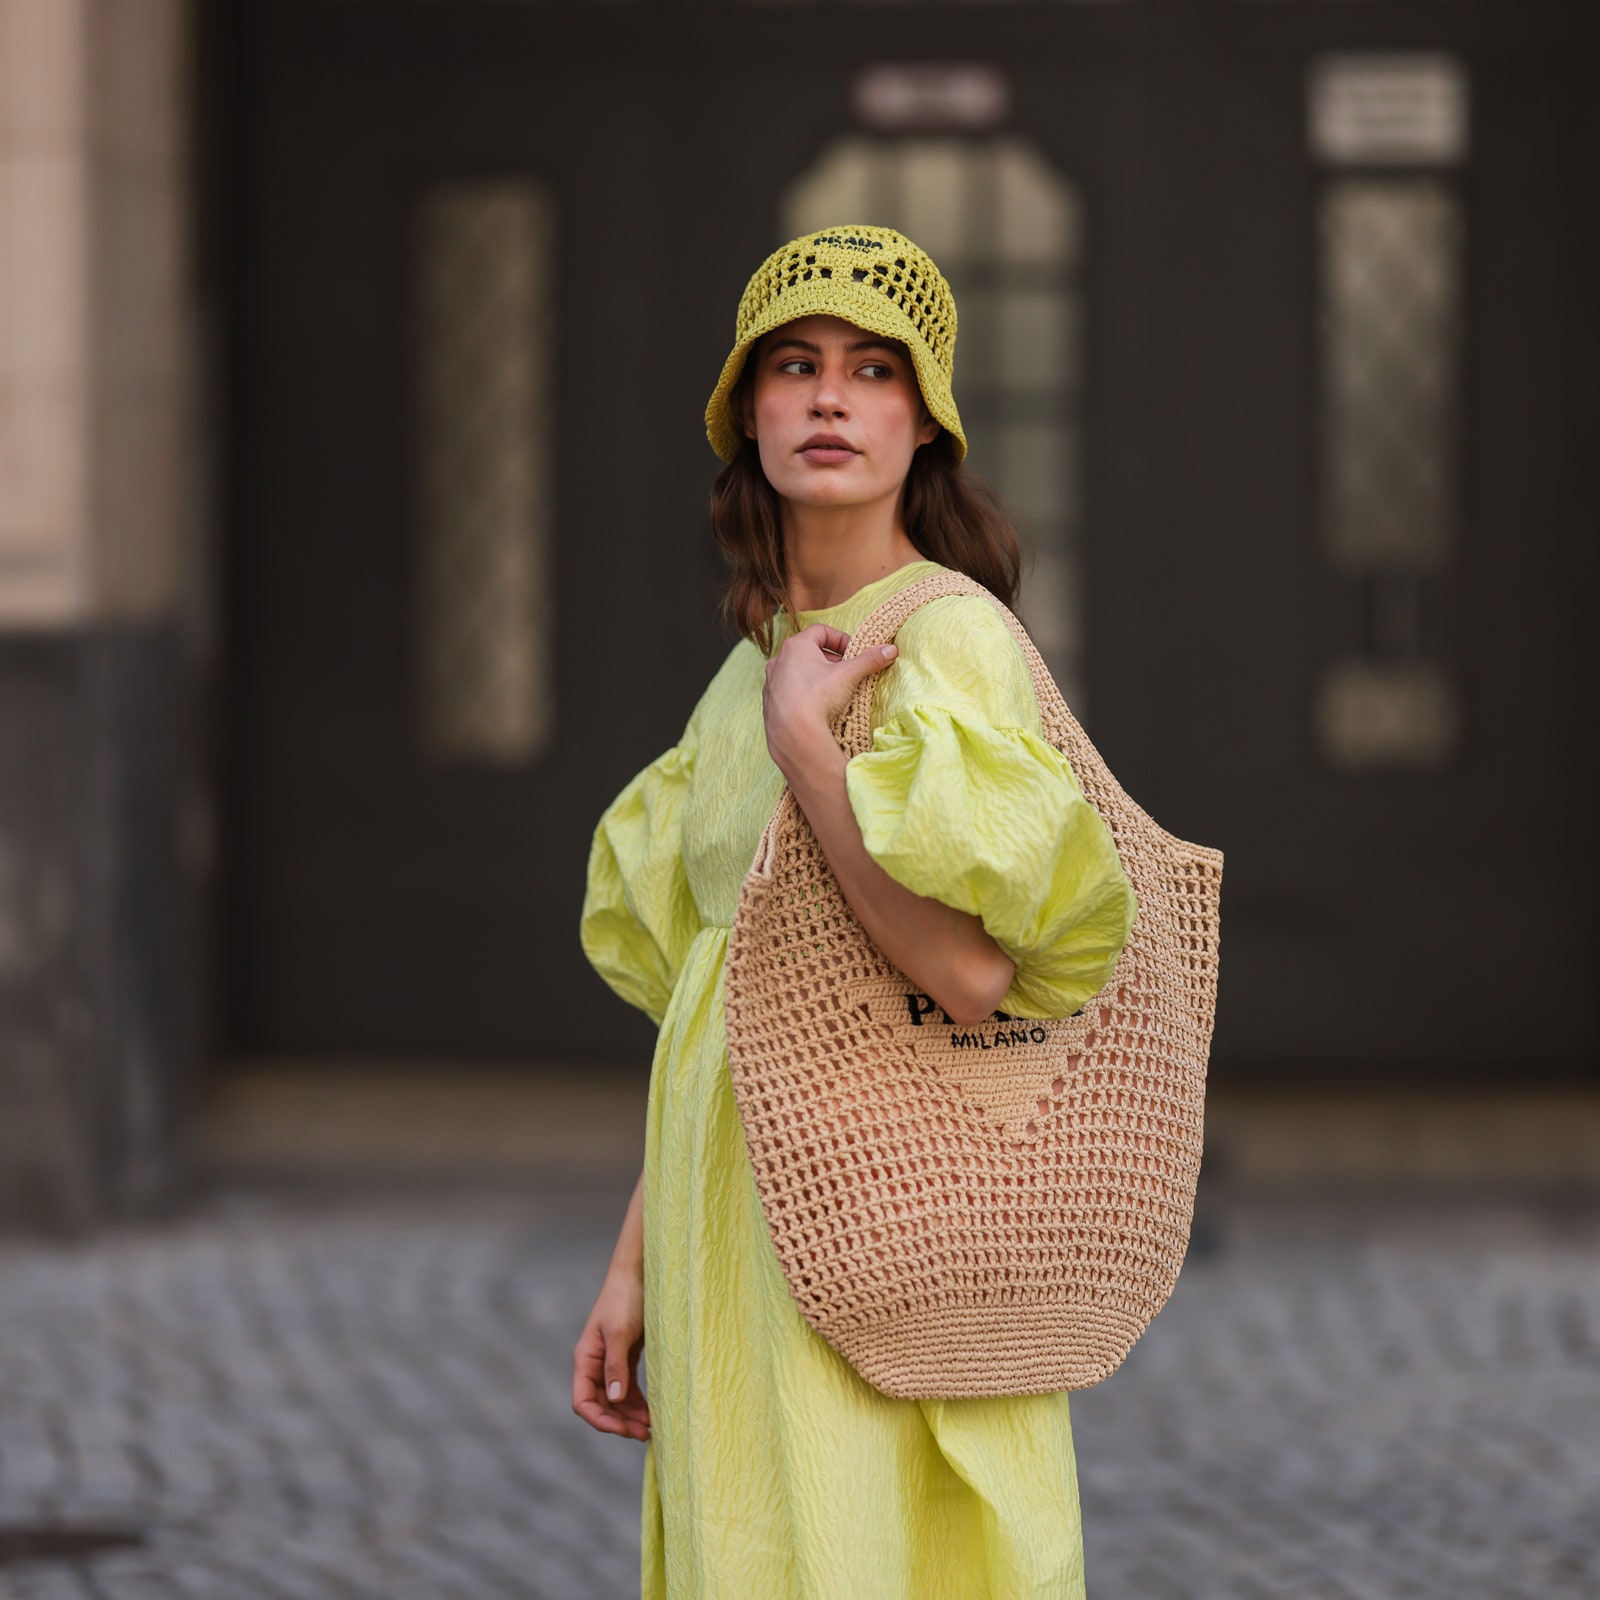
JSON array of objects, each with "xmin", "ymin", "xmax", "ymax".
[{"xmin": 710, "ymin": 362, "xmax": 1023, "ymax": 656}]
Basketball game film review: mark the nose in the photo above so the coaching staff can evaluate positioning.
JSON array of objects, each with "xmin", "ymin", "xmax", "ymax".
[{"xmin": 809, "ymin": 363, "xmax": 848, "ymax": 419}]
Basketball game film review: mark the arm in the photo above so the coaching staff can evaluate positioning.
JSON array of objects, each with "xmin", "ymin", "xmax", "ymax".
[
  {"xmin": 763, "ymin": 625, "xmax": 1017, "ymax": 1028},
  {"xmin": 571, "ymin": 1165, "xmax": 650, "ymax": 1441}
]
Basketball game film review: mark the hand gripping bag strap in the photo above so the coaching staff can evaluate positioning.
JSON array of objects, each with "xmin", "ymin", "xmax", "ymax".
[{"xmin": 723, "ymin": 570, "xmax": 1223, "ymax": 1398}]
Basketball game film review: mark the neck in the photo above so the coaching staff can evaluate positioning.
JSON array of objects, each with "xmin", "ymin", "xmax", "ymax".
[{"xmin": 780, "ymin": 494, "xmax": 924, "ymax": 614}]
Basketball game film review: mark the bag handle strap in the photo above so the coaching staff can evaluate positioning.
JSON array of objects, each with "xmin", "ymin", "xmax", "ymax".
[{"xmin": 829, "ymin": 568, "xmax": 1068, "ymax": 760}]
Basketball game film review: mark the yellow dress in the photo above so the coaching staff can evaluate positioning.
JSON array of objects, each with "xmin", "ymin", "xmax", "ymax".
[{"xmin": 579, "ymin": 558, "xmax": 1137, "ymax": 1600}]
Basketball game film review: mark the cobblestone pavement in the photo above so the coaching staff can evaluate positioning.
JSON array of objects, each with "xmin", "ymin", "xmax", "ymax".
[{"xmin": 1, "ymin": 1176, "xmax": 1597, "ymax": 1600}]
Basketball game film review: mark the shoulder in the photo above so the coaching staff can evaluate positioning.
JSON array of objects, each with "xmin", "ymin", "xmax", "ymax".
[
  {"xmin": 894, "ymin": 592, "xmax": 1028, "ymax": 675},
  {"xmin": 680, "ymin": 633, "xmax": 766, "ymax": 744},
  {"xmin": 876, "ymin": 591, "xmax": 1040, "ymax": 732}
]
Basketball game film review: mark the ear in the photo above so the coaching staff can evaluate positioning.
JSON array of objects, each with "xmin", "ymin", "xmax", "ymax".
[
  {"xmin": 740, "ymin": 383, "xmax": 757, "ymax": 441},
  {"xmin": 916, "ymin": 407, "xmax": 940, "ymax": 448}
]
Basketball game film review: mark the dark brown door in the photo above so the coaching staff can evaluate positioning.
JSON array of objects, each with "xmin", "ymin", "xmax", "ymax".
[
  {"xmin": 1108, "ymin": 9, "xmax": 1593, "ymax": 1074},
  {"xmin": 222, "ymin": 2, "xmax": 1594, "ymax": 1075},
  {"xmin": 225, "ymin": 8, "xmax": 729, "ymax": 1060}
]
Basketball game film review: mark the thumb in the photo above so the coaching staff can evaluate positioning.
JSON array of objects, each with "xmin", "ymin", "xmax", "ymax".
[
  {"xmin": 843, "ymin": 642, "xmax": 898, "ymax": 686},
  {"xmin": 603, "ymin": 1329, "xmax": 631, "ymax": 1402}
]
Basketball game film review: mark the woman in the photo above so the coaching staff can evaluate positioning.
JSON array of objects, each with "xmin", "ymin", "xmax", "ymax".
[{"xmin": 573, "ymin": 226, "xmax": 1136, "ymax": 1599}]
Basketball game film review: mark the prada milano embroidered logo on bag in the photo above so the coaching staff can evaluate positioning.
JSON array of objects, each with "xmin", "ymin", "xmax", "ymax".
[{"xmin": 890, "ymin": 990, "xmax": 1080, "ymax": 1049}]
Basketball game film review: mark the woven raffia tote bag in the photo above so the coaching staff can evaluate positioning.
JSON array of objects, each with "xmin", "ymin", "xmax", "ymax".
[{"xmin": 723, "ymin": 569, "xmax": 1223, "ymax": 1398}]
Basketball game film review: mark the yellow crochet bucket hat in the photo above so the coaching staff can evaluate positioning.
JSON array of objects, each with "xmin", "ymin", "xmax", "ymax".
[{"xmin": 705, "ymin": 224, "xmax": 966, "ymax": 464}]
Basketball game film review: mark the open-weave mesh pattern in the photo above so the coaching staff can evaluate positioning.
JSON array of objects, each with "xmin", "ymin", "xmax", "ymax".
[
  {"xmin": 723, "ymin": 571, "xmax": 1223, "ymax": 1398},
  {"xmin": 741, "ymin": 230, "xmax": 957, "ymax": 377},
  {"xmin": 704, "ymin": 225, "xmax": 967, "ymax": 463}
]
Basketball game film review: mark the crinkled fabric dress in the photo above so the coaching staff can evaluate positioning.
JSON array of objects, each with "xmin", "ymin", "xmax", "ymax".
[{"xmin": 579, "ymin": 558, "xmax": 1137, "ymax": 1600}]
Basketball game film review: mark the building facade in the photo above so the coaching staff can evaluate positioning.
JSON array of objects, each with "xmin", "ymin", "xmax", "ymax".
[{"xmin": 1, "ymin": 0, "xmax": 1595, "ymax": 1227}]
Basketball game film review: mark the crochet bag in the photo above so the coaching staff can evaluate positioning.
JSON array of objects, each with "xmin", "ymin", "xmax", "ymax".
[{"xmin": 723, "ymin": 569, "xmax": 1223, "ymax": 1398}]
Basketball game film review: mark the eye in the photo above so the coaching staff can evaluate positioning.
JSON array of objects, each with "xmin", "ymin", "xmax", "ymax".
[
  {"xmin": 859, "ymin": 361, "xmax": 895, "ymax": 380},
  {"xmin": 777, "ymin": 357, "xmax": 814, "ymax": 375}
]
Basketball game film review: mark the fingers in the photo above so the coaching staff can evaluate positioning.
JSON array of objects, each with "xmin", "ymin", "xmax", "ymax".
[
  {"xmin": 843, "ymin": 641, "xmax": 898, "ymax": 684},
  {"xmin": 603, "ymin": 1331, "xmax": 633, "ymax": 1407},
  {"xmin": 793, "ymin": 624, "xmax": 900, "ymax": 675},
  {"xmin": 572, "ymin": 1319, "xmax": 651, "ymax": 1442},
  {"xmin": 574, "ymin": 1389, "xmax": 651, "ymax": 1441},
  {"xmin": 572, "ymin": 1321, "xmax": 607, "ymax": 1421},
  {"xmin": 606, "ymin": 1326, "xmax": 651, "ymax": 1435},
  {"xmin": 575, "ymin": 1397, "xmax": 650, "ymax": 1441},
  {"xmin": 801, "ymin": 624, "xmax": 852, "ymax": 656}
]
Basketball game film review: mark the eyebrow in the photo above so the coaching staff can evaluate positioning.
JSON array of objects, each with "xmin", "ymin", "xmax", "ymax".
[{"xmin": 766, "ymin": 337, "xmax": 902, "ymax": 356}]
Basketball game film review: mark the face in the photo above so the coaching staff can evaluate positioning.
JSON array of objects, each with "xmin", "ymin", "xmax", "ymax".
[{"xmin": 740, "ymin": 314, "xmax": 941, "ymax": 511}]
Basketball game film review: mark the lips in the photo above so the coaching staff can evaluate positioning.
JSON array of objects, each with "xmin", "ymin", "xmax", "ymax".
[{"xmin": 798, "ymin": 433, "xmax": 859, "ymax": 464}]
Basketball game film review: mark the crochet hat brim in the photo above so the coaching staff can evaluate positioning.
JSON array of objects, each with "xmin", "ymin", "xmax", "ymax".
[{"xmin": 704, "ymin": 280, "xmax": 967, "ymax": 465}]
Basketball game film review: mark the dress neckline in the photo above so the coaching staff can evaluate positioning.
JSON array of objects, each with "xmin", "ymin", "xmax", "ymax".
[{"xmin": 788, "ymin": 558, "xmax": 946, "ymax": 625}]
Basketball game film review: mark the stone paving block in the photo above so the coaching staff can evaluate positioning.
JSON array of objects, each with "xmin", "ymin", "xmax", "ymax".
[{"xmin": 0, "ymin": 1180, "xmax": 1596, "ymax": 1599}]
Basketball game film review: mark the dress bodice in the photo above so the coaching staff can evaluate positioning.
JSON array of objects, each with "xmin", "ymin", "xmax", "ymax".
[{"xmin": 680, "ymin": 560, "xmax": 947, "ymax": 930}]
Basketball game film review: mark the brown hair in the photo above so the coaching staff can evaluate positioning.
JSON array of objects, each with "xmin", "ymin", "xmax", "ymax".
[{"xmin": 710, "ymin": 370, "xmax": 1022, "ymax": 655}]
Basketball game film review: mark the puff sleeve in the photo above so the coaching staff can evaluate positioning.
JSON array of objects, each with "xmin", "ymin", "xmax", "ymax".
[
  {"xmin": 843, "ymin": 595, "xmax": 1137, "ymax": 1020},
  {"xmin": 579, "ymin": 709, "xmax": 704, "ymax": 1029}
]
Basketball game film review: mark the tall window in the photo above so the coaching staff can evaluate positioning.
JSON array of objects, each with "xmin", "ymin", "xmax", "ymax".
[
  {"xmin": 412, "ymin": 179, "xmax": 556, "ymax": 766},
  {"xmin": 784, "ymin": 137, "xmax": 1088, "ymax": 714},
  {"xmin": 1309, "ymin": 55, "xmax": 1468, "ymax": 773}
]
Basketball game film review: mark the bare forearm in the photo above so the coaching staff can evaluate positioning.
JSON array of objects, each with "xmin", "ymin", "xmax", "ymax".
[
  {"xmin": 574, "ymin": 1163, "xmax": 649, "ymax": 1441},
  {"xmin": 609, "ymin": 1166, "xmax": 644, "ymax": 1280},
  {"xmin": 783, "ymin": 732, "xmax": 1015, "ymax": 1026}
]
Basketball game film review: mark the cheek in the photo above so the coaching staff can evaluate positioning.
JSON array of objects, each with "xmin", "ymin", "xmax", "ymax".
[
  {"xmin": 752, "ymin": 387, "xmax": 788, "ymax": 437},
  {"xmin": 750, "ymin": 393, "xmax": 799, "ymax": 486},
  {"xmin": 865, "ymin": 389, "xmax": 925, "ymax": 457},
  {"xmin": 748, "ymin": 363, "xmax": 803, "ymax": 423}
]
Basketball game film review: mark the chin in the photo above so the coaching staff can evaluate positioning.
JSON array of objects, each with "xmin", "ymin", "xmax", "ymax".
[{"xmin": 770, "ymin": 470, "xmax": 879, "ymax": 508}]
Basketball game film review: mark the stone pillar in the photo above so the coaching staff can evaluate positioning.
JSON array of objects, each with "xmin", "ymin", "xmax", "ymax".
[{"xmin": 0, "ymin": 0, "xmax": 203, "ymax": 1229}]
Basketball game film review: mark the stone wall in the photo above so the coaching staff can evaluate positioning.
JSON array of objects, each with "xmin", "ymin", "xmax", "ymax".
[{"xmin": 0, "ymin": 0, "xmax": 204, "ymax": 1229}]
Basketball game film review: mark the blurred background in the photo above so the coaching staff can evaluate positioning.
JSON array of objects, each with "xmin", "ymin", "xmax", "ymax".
[{"xmin": 0, "ymin": 1, "xmax": 1595, "ymax": 1596}]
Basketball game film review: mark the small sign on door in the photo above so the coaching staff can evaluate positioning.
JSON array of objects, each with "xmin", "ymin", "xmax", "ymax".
[
  {"xmin": 1308, "ymin": 54, "xmax": 1469, "ymax": 167},
  {"xmin": 853, "ymin": 62, "xmax": 1011, "ymax": 133}
]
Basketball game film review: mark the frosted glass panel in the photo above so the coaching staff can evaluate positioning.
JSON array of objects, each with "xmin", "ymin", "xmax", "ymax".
[
  {"xmin": 783, "ymin": 138, "xmax": 879, "ymax": 239},
  {"xmin": 413, "ymin": 179, "xmax": 556, "ymax": 766},
  {"xmin": 898, "ymin": 141, "xmax": 973, "ymax": 266},
  {"xmin": 1311, "ymin": 149, "xmax": 1466, "ymax": 772},
  {"xmin": 995, "ymin": 139, "xmax": 1081, "ymax": 267},
  {"xmin": 1319, "ymin": 178, "xmax": 1461, "ymax": 575}
]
